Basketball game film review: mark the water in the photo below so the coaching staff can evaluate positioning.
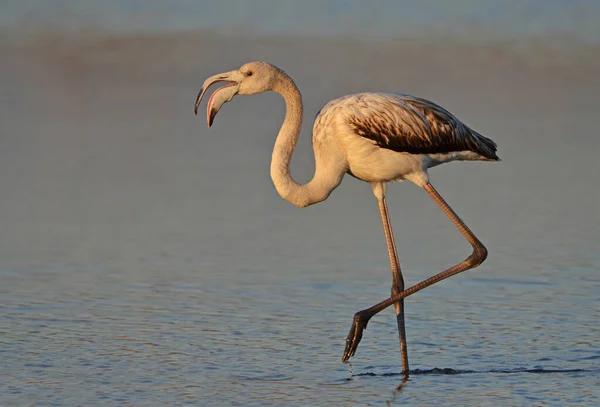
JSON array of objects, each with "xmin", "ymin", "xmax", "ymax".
[
  {"xmin": 1, "ymin": 17, "xmax": 600, "ymax": 407},
  {"xmin": 2, "ymin": 0, "xmax": 600, "ymax": 42},
  {"xmin": 3, "ymin": 264, "xmax": 599, "ymax": 405}
]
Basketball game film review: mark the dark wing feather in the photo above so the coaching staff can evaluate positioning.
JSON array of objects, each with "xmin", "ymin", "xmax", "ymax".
[{"xmin": 347, "ymin": 94, "xmax": 499, "ymax": 160}]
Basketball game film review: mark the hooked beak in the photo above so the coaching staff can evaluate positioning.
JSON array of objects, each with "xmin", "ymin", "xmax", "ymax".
[{"xmin": 194, "ymin": 70, "xmax": 242, "ymax": 127}]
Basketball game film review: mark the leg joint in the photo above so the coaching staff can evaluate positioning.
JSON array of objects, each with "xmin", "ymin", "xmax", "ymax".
[
  {"xmin": 354, "ymin": 310, "xmax": 373, "ymax": 327},
  {"xmin": 467, "ymin": 243, "xmax": 488, "ymax": 267}
]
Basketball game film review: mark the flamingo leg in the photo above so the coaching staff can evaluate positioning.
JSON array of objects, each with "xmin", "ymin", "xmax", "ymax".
[
  {"xmin": 378, "ymin": 196, "xmax": 409, "ymax": 375},
  {"xmin": 343, "ymin": 182, "xmax": 488, "ymax": 362}
]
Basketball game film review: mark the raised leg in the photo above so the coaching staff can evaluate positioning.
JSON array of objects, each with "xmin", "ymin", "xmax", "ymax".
[
  {"xmin": 378, "ymin": 196, "xmax": 409, "ymax": 374},
  {"xmin": 342, "ymin": 182, "xmax": 488, "ymax": 362}
]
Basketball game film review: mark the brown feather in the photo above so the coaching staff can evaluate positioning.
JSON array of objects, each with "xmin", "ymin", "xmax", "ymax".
[{"xmin": 347, "ymin": 94, "xmax": 499, "ymax": 160}]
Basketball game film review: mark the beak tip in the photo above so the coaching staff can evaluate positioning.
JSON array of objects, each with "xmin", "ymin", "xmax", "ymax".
[
  {"xmin": 194, "ymin": 87, "xmax": 204, "ymax": 116},
  {"xmin": 208, "ymin": 108, "xmax": 217, "ymax": 127}
]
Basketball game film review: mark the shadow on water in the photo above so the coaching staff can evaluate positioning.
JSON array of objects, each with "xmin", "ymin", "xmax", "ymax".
[
  {"xmin": 353, "ymin": 367, "xmax": 598, "ymax": 377},
  {"xmin": 345, "ymin": 363, "xmax": 599, "ymax": 400},
  {"xmin": 371, "ymin": 367, "xmax": 600, "ymax": 405}
]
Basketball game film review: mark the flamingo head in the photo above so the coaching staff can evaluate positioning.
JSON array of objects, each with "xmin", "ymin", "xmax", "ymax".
[{"xmin": 194, "ymin": 61, "xmax": 281, "ymax": 127}]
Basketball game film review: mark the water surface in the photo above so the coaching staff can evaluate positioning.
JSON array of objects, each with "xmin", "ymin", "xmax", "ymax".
[{"xmin": 1, "ymin": 29, "xmax": 599, "ymax": 406}]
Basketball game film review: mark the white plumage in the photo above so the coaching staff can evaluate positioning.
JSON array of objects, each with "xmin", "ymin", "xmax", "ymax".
[
  {"xmin": 314, "ymin": 92, "xmax": 498, "ymax": 186},
  {"xmin": 194, "ymin": 61, "xmax": 499, "ymax": 376}
]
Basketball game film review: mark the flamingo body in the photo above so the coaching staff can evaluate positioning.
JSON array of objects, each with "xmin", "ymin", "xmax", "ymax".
[
  {"xmin": 313, "ymin": 92, "xmax": 498, "ymax": 185},
  {"xmin": 193, "ymin": 61, "xmax": 499, "ymax": 375}
]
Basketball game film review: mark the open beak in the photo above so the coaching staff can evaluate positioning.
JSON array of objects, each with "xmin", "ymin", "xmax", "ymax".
[{"xmin": 194, "ymin": 70, "xmax": 242, "ymax": 127}]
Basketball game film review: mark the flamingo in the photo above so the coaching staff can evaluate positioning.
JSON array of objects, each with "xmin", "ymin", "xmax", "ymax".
[{"xmin": 194, "ymin": 61, "xmax": 499, "ymax": 375}]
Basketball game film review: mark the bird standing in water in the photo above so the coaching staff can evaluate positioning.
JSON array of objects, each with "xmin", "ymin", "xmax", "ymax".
[{"xmin": 194, "ymin": 61, "xmax": 499, "ymax": 376}]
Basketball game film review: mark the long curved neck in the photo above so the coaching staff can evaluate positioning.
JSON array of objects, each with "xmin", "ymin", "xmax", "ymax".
[{"xmin": 270, "ymin": 73, "xmax": 342, "ymax": 208}]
